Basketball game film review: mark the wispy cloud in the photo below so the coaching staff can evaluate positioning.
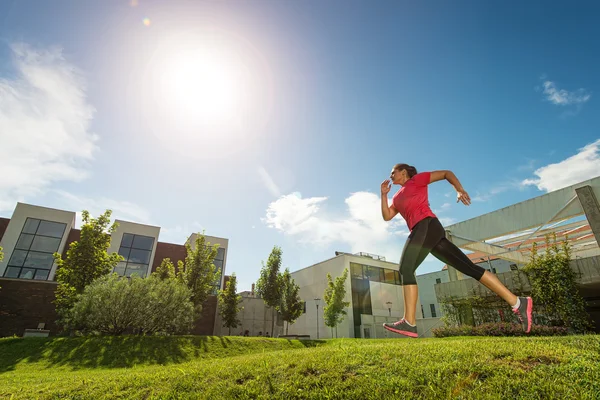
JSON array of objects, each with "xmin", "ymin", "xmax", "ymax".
[
  {"xmin": 258, "ymin": 166, "xmax": 281, "ymax": 198},
  {"xmin": 263, "ymin": 191, "xmax": 409, "ymax": 263},
  {"xmin": 0, "ymin": 43, "xmax": 98, "ymax": 212},
  {"xmin": 472, "ymin": 183, "xmax": 517, "ymax": 202},
  {"xmin": 52, "ymin": 190, "xmax": 152, "ymax": 228},
  {"xmin": 521, "ymin": 138, "xmax": 600, "ymax": 192},
  {"xmin": 541, "ymin": 80, "xmax": 591, "ymax": 106},
  {"xmin": 160, "ymin": 221, "xmax": 204, "ymax": 244}
]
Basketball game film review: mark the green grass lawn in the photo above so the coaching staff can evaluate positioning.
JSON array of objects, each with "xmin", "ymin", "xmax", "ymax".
[{"xmin": 1, "ymin": 335, "xmax": 599, "ymax": 399}]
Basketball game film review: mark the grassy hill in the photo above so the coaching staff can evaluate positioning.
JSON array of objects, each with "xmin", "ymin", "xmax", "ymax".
[{"xmin": 1, "ymin": 335, "xmax": 599, "ymax": 399}]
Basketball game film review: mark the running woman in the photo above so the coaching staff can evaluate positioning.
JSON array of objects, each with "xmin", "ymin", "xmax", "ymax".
[{"xmin": 381, "ymin": 164, "xmax": 533, "ymax": 338}]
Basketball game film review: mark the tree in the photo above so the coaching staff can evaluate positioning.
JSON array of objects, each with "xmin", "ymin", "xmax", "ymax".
[
  {"xmin": 523, "ymin": 234, "xmax": 593, "ymax": 333},
  {"xmin": 53, "ymin": 210, "xmax": 123, "ymax": 319},
  {"xmin": 66, "ymin": 273, "xmax": 194, "ymax": 335},
  {"xmin": 279, "ymin": 268, "xmax": 304, "ymax": 335},
  {"xmin": 218, "ymin": 273, "xmax": 243, "ymax": 335},
  {"xmin": 256, "ymin": 246, "xmax": 283, "ymax": 337},
  {"xmin": 177, "ymin": 232, "xmax": 221, "ymax": 314},
  {"xmin": 0, "ymin": 246, "xmax": 3, "ymax": 262},
  {"xmin": 154, "ymin": 258, "xmax": 176, "ymax": 280},
  {"xmin": 323, "ymin": 268, "xmax": 350, "ymax": 338}
]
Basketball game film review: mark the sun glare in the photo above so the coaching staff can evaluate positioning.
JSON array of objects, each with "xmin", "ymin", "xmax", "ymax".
[{"xmin": 158, "ymin": 43, "xmax": 246, "ymax": 128}]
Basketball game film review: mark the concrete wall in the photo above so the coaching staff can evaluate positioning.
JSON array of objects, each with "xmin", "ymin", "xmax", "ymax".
[
  {"xmin": 287, "ymin": 255, "xmax": 349, "ymax": 339},
  {"xmin": 416, "ymin": 270, "xmax": 449, "ymax": 318},
  {"xmin": 214, "ymin": 294, "xmax": 283, "ymax": 337},
  {"xmin": 0, "ymin": 203, "xmax": 76, "ymax": 281}
]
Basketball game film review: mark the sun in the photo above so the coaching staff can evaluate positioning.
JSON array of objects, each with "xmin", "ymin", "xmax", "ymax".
[{"xmin": 158, "ymin": 42, "xmax": 246, "ymax": 127}]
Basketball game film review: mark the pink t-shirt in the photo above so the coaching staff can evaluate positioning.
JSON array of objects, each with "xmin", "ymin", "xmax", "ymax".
[{"xmin": 392, "ymin": 172, "xmax": 437, "ymax": 231}]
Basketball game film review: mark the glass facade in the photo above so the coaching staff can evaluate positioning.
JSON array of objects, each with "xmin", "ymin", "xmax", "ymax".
[
  {"xmin": 113, "ymin": 233, "xmax": 155, "ymax": 278},
  {"xmin": 3, "ymin": 218, "xmax": 66, "ymax": 281},
  {"xmin": 350, "ymin": 262, "xmax": 401, "ymax": 337}
]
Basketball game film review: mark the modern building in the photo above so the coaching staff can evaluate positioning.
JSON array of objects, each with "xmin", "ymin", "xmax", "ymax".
[
  {"xmin": 281, "ymin": 251, "xmax": 441, "ymax": 339},
  {"xmin": 0, "ymin": 202, "xmax": 229, "ymax": 337},
  {"xmin": 435, "ymin": 175, "xmax": 600, "ymax": 331}
]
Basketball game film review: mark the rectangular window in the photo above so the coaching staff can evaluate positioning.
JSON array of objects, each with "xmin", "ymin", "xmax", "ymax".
[
  {"xmin": 113, "ymin": 233, "xmax": 154, "ymax": 278},
  {"xmin": 3, "ymin": 217, "xmax": 66, "ymax": 280},
  {"xmin": 384, "ymin": 269, "xmax": 395, "ymax": 285},
  {"xmin": 430, "ymin": 304, "xmax": 437, "ymax": 318},
  {"xmin": 365, "ymin": 266, "xmax": 381, "ymax": 282},
  {"xmin": 350, "ymin": 262, "xmax": 364, "ymax": 280},
  {"xmin": 435, "ymin": 278, "xmax": 441, "ymax": 284}
]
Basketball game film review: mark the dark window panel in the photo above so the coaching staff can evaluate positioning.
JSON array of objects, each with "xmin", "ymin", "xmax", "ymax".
[
  {"xmin": 34, "ymin": 270, "xmax": 50, "ymax": 280},
  {"xmin": 125, "ymin": 263, "xmax": 148, "ymax": 278},
  {"xmin": 8, "ymin": 250, "xmax": 28, "ymax": 267},
  {"xmin": 114, "ymin": 262, "xmax": 127, "ymax": 277},
  {"xmin": 23, "ymin": 252, "xmax": 55, "ymax": 270},
  {"xmin": 23, "ymin": 218, "xmax": 40, "ymax": 234},
  {"xmin": 4, "ymin": 267, "xmax": 20, "ymax": 278},
  {"xmin": 128, "ymin": 248, "xmax": 151, "ymax": 264},
  {"xmin": 132, "ymin": 235, "xmax": 154, "ymax": 251},
  {"xmin": 19, "ymin": 268, "xmax": 36, "ymax": 279},
  {"xmin": 121, "ymin": 233, "xmax": 134, "ymax": 248},
  {"xmin": 118, "ymin": 246, "xmax": 131, "ymax": 260},
  {"xmin": 37, "ymin": 221, "xmax": 66, "ymax": 238},
  {"xmin": 216, "ymin": 247, "xmax": 225, "ymax": 261},
  {"xmin": 15, "ymin": 234, "xmax": 34, "ymax": 250},
  {"xmin": 384, "ymin": 269, "xmax": 395, "ymax": 284},
  {"xmin": 30, "ymin": 236, "xmax": 61, "ymax": 253}
]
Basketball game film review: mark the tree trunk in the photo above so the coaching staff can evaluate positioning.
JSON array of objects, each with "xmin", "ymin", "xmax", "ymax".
[
  {"xmin": 335, "ymin": 325, "xmax": 338, "ymax": 338},
  {"xmin": 271, "ymin": 306, "xmax": 276, "ymax": 337},
  {"xmin": 286, "ymin": 321, "xmax": 289, "ymax": 335},
  {"xmin": 229, "ymin": 326, "xmax": 231, "ymax": 336}
]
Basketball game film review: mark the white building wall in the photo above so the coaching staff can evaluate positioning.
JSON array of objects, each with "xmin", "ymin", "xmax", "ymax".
[
  {"xmin": 416, "ymin": 270, "xmax": 449, "ymax": 319},
  {"xmin": 287, "ymin": 255, "xmax": 350, "ymax": 339},
  {"xmin": 0, "ymin": 203, "xmax": 76, "ymax": 280}
]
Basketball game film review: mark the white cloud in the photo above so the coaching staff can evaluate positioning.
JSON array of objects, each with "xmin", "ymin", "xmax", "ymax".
[
  {"xmin": 0, "ymin": 43, "xmax": 98, "ymax": 212},
  {"xmin": 542, "ymin": 80, "xmax": 591, "ymax": 106},
  {"xmin": 263, "ymin": 191, "xmax": 409, "ymax": 263},
  {"xmin": 258, "ymin": 166, "xmax": 281, "ymax": 197},
  {"xmin": 521, "ymin": 139, "xmax": 600, "ymax": 192},
  {"xmin": 52, "ymin": 190, "xmax": 152, "ymax": 228},
  {"xmin": 434, "ymin": 202, "xmax": 451, "ymax": 213}
]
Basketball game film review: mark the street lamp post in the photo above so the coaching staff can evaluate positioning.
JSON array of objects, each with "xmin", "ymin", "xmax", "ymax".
[
  {"xmin": 314, "ymin": 298, "xmax": 321, "ymax": 339},
  {"xmin": 385, "ymin": 301, "xmax": 392, "ymax": 339}
]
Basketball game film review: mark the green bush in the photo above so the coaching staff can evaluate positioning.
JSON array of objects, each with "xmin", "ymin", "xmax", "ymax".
[
  {"xmin": 65, "ymin": 273, "xmax": 194, "ymax": 335},
  {"xmin": 432, "ymin": 322, "xmax": 569, "ymax": 338}
]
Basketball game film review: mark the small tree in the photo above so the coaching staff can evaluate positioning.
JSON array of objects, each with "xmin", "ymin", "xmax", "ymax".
[
  {"xmin": 66, "ymin": 273, "xmax": 194, "ymax": 335},
  {"xmin": 177, "ymin": 232, "xmax": 221, "ymax": 314},
  {"xmin": 154, "ymin": 258, "xmax": 176, "ymax": 280},
  {"xmin": 523, "ymin": 234, "xmax": 593, "ymax": 333},
  {"xmin": 256, "ymin": 246, "xmax": 283, "ymax": 336},
  {"xmin": 279, "ymin": 268, "xmax": 304, "ymax": 335},
  {"xmin": 218, "ymin": 273, "xmax": 243, "ymax": 335},
  {"xmin": 53, "ymin": 210, "xmax": 123, "ymax": 319},
  {"xmin": 323, "ymin": 268, "xmax": 350, "ymax": 338}
]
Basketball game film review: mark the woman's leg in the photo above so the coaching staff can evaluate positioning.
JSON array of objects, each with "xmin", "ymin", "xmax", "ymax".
[
  {"xmin": 384, "ymin": 218, "xmax": 440, "ymax": 337},
  {"xmin": 430, "ymin": 237, "xmax": 533, "ymax": 332},
  {"xmin": 430, "ymin": 238, "xmax": 517, "ymax": 305}
]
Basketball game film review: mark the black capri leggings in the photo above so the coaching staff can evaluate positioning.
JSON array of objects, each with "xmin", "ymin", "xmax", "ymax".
[{"xmin": 398, "ymin": 217, "xmax": 486, "ymax": 285}]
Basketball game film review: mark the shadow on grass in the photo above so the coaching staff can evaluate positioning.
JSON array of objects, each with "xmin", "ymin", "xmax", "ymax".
[{"xmin": 0, "ymin": 335, "xmax": 326, "ymax": 373}]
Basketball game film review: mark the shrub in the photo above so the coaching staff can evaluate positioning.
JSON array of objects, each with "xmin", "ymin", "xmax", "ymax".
[
  {"xmin": 66, "ymin": 273, "xmax": 194, "ymax": 335},
  {"xmin": 432, "ymin": 322, "xmax": 569, "ymax": 338}
]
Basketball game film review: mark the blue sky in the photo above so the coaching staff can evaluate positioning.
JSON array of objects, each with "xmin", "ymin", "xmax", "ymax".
[{"xmin": 1, "ymin": 0, "xmax": 599, "ymax": 292}]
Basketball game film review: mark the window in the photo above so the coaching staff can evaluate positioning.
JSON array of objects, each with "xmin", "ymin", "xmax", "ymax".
[
  {"xmin": 421, "ymin": 304, "xmax": 425, "ymax": 319},
  {"xmin": 302, "ymin": 301, "xmax": 307, "ymax": 314},
  {"xmin": 435, "ymin": 278, "xmax": 441, "ymax": 284},
  {"xmin": 430, "ymin": 304, "xmax": 437, "ymax": 318},
  {"xmin": 114, "ymin": 233, "xmax": 154, "ymax": 278},
  {"xmin": 3, "ymin": 218, "xmax": 66, "ymax": 280},
  {"xmin": 365, "ymin": 266, "xmax": 382, "ymax": 282},
  {"xmin": 509, "ymin": 264, "xmax": 518, "ymax": 271},
  {"xmin": 383, "ymin": 269, "xmax": 396, "ymax": 285}
]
